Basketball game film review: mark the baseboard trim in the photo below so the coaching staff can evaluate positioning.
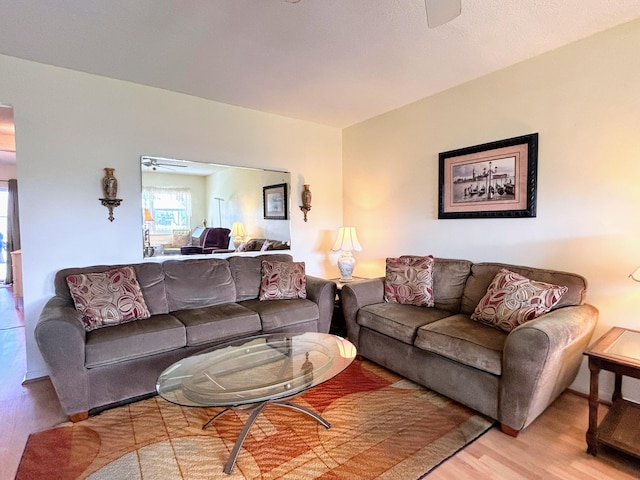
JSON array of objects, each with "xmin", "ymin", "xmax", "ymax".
[
  {"xmin": 566, "ymin": 387, "xmax": 612, "ymax": 407},
  {"xmin": 22, "ymin": 369, "xmax": 49, "ymax": 384}
]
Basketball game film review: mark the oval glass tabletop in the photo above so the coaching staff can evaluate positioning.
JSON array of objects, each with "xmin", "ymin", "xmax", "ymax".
[{"xmin": 156, "ymin": 332, "xmax": 357, "ymax": 408}]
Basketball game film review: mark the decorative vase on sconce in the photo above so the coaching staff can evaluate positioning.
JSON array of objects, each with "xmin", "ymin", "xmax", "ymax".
[
  {"xmin": 300, "ymin": 184, "xmax": 312, "ymax": 222},
  {"xmin": 102, "ymin": 168, "xmax": 118, "ymax": 200},
  {"xmin": 99, "ymin": 167, "xmax": 122, "ymax": 222}
]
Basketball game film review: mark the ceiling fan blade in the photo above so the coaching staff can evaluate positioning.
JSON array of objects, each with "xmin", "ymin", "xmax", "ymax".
[{"xmin": 425, "ymin": 0, "xmax": 461, "ymax": 28}]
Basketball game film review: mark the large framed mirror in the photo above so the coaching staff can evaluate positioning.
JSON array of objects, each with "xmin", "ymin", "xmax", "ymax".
[{"xmin": 141, "ymin": 156, "xmax": 291, "ymax": 257}]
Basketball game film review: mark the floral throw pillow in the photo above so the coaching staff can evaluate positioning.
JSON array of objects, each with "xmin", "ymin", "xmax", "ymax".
[
  {"xmin": 384, "ymin": 255, "xmax": 435, "ymax": 307},
  {"xmin": 259, "ymin": 260, "xmax": 307, "ymax": 300},
  {"xmin": 66, "ymin": 266, "xmax": 151, "ymax": 331},
  {"xmin": 471, "ymin": 269, "xmax": 568, "ymax": 332}
]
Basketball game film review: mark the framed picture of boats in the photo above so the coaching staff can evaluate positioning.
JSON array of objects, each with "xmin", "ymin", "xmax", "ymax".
[{"xmin": 438, "ymin": 133, "xmax": 538, "ymax": 219}]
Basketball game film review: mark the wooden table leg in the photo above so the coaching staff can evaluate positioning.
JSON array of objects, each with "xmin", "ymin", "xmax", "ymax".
[
  {"xmin": 586, "ymin": 358, "xmax": 600, "ymax": 456},
  {"xmin": 612, "ymin": 372, "xmax": 622, "ymax": 403}
]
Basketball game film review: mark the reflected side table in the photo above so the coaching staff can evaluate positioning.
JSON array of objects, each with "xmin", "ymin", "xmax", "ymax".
[{"xmin": 584, "ymin": 327, "xmax": 640, "ymax": 459}]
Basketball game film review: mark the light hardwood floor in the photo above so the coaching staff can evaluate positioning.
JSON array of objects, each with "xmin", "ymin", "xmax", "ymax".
[{"xmin": 1, "ymin": 285, "xmax": 638, "ymax": 479}]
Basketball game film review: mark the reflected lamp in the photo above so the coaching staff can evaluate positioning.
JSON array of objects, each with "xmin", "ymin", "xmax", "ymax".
[
  {"xmin": 230, "ymin": 222, "xmax": 247, "ymax": 250},
  {"xmin": 143, "ymin": 208, "xmax": 155, "ymax": 257}
]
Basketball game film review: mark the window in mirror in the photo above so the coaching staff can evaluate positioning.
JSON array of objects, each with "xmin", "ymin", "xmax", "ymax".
[{"xmin": 142, "ymin": 187, "xmax": 191, "ymax": 234}]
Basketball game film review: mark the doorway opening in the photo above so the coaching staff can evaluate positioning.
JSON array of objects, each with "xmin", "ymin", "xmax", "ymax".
[{"xmin": 0, "ymin": 188, "xmax": 7, "ymax": 283}]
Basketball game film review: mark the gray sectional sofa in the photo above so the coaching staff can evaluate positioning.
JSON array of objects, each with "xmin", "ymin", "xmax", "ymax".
[
  {"xmin": 36, "ymin": 254, "xmax": 336, "ymax": 421},
  {"xmin": 341, "ymin": 258, "xmax": 598, "ymax": 435}
]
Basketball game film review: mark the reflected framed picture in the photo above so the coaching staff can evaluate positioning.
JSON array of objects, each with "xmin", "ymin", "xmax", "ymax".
[
  {"xmin": 438, "ymin": 133, "xmax": 538, "ymax": 219},
  {"xmin": 263, "ymin": 183, "xmax": 288, "ymax": 220}
]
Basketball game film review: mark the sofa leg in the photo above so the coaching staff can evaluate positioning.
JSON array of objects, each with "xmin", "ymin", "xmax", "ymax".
[
  {"xmin": 69, "ymin": 411, "xmax": 89, "ymax": 422},
  {"xmin": 500, "ymin": 423, "xmax": 520, "ymax": 437}
]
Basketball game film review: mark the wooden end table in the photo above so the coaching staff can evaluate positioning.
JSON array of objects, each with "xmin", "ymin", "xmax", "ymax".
[
  {"xmin": 328, "ymin": 276, "xmax": 367, "ymax": 338},
  {"xmin": 584, "ymin": 326, "xmax": 640, "ymax": 458}
]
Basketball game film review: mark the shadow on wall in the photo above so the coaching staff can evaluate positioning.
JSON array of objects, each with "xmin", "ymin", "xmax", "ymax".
[
  {"xmin": 352, "ymin": 233, "xmax": 635, "ymax": 284},
  {"xmin": 315, "ymin": 229, "xmax": 340, "ymax": 277}
]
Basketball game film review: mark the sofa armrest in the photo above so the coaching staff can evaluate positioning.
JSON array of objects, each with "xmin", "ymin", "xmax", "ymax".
[
  {"xmin": 35, "ymin": 296, "xmax": 90, "ymax": 417},
  {"xmin": 499, "ymin": 303, "xmax": 599, "ymax": 432},
  {"xmin": 341, "ymin": 278, "xmax": 384, "ymax": 349},
  {"xmin": 305, "ymin": 276, "xmax": 337, "ymax": 334}
]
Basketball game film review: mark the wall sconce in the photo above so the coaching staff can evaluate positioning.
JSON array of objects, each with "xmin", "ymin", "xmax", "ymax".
[
  {"xmin": 629, "ymin": 266, "xmax": 640, "ymax": 282},
  {"xmin": 300, "ymin": 184, "xmax": 312, "ymax": 222},
  {"xmin": 230, "ymin": 221, "xmax": 247, "ymax": 250},
  {"xmin": 331, "ymin": 226, "xmax": 363, "ymax": 281},
  {"xmin": 99, "ymin": 167, "xmax": 122, "ymax": 222}
]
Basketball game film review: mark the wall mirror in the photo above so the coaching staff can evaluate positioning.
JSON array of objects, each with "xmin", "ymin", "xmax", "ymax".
[{"xmin": 141, "ymin": 156, "xmax": 291, "ymax": 256}]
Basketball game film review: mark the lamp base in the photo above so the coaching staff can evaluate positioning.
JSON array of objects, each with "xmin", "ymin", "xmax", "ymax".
[{"xmin": 337, "ymin": 252, "xmax": 356, "ymax": 282}]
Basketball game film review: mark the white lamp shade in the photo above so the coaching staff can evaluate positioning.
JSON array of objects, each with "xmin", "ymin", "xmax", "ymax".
[
  {"xmin": 230, "ymin": 222, "xmax": 246, "ymax": 237},
  {"xmin": 332, "ymin": 227, "xmax": 362, "ymax": 252}
]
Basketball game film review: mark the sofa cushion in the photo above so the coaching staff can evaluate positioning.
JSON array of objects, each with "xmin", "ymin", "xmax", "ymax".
[
  {"xmin": 384, "ymin": 256, "xmax": 434, "ymax": 307},
  {"xmin": 228, "ymin": 254, "xmax": 294, "ymax": 301},
  {"xmin": 471, "ymin": 269, "xmax": 568, "ymax": 332},
  {"xmin": 163, "ymin": 258, "xmax": 236, "ymax": 311},
  {"xmin": 132, "ymin": 262, "xmax": 169, "ymax": 315},
  {"xmin": 259, "ymin": 260, "xmax": 306, "ymax": 300},
  {"xmin": 240, "ymin": 298, "xmax": 319, "ymax": 332},
  {"xmin": 85, "ymin": 314, "xmax": 186, "ymax": 368},
  {"xmin": 415, "ymin": 314, "xmax": 507, "ymax": 375},
  {"xmin": 358, "ymin": 303, "xmax": 452, "ymax": 345},
  {"xmin": 432, "ymin": 258, "xmax": 472, "ymax": 313},
  {"xmin": 461, "ymin": 262, "xmax": 586, "ymax": 315},
  {"xmin": 55, "ymin": 262, "xmax": 169, "ymax": 315},
  {"xmin": 171, "ymin": 303, "xmax": 262, "ymax": 346},
  {"xmin": 66, "ymin": 266, "xmax": 151, "ymax": 332}
]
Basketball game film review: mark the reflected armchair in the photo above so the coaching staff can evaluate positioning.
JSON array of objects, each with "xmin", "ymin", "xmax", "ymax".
[{"xmin": 180, "ymin": 227, "xmax": 232, "ymax": 255}]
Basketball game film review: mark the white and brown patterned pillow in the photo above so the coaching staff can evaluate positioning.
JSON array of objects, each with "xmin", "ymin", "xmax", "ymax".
[
  {"xmin": 66, "ymin": 266, "xmax": 151, "ymax": 331},
  {"xmin": 471, "ymin": 269, "xmax": 568, "ymax": 332},
  {"xmin": 259, "ymin": 260, "xmax": 306, "ymax": 300},
  {"xmin": 384, "ymin": 255, "xmax": 435, "ymax": 307}
]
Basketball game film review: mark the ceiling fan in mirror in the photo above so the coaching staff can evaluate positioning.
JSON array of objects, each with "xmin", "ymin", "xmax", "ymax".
[
  {"xmin": 141, "ymin": 156, "xmax": 188, "ymax": 171},
  {"xmin": 284, "ymin": 0, "xmax": 462, "ymax": 28},
  {"xmin": 424, "ymin": 0, "xmax": 461, "ymax": 28}
]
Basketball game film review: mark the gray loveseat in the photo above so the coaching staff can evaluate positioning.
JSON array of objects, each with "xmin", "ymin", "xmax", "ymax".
[
  {"xmin": 36, "ymin": 254, "xmax": 336, "ymax": 421},
  {"xmin": 341, "ymin": 258, "xmax": 598, "ymax": 435}
]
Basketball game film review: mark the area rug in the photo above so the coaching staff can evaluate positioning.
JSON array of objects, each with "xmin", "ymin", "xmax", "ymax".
[{"xmin": 17, "ymin": 359, "xmax": 494, "ymax": 479}]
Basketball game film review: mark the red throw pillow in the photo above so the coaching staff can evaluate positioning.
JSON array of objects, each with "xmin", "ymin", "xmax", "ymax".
[
  {"xmin": 66, "ymin": 266, "xmax": 151, "ymax": 331},
  {"xmin": 384, "ymin": 255, "xmax": 435, "ymax": 307},
  {"xmin": 471, "ymin": 269, "xmax": 568, "ymax": 332},
  {"xmin": 259, "ymin": 260, "xmax": 307, "ymax": 300}
]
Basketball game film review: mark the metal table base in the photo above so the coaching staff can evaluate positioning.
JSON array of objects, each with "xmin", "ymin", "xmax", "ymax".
[{"xmin": 203, "ymin": 399, "xmax": 331, "ymax": 475}]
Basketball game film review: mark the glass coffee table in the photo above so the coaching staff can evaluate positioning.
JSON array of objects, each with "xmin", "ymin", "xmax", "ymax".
[{"xmin": 156, "ymin": 332, "xmax": 356, "ymax": 474}]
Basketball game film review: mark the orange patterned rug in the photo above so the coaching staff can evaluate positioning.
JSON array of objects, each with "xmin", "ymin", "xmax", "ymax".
[{"xmin": 17, "ymin": 360, "xmax": 493, "ymax": 479}]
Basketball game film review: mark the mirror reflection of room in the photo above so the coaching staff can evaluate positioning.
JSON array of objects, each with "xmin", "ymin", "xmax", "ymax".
[{"xmin": 141, "ymin": 156, "xmax": 291, "ymax": 257}]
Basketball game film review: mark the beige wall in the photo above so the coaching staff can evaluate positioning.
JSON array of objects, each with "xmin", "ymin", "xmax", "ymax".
[
  {"xmin": 0, "ymin": 53, "xmax": 342, "ymax": 379},
  {"xmin": 343, "ymin": 19, "xmax": 640, "ymax": 400}
]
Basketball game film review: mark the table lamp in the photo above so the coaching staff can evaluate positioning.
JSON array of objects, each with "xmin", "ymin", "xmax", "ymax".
[
  {"xmin": 143, "ymin": 208, "xmax": 155, "ymax": 257},
  {"xmin": 332, "ymin": 227, "xmax": 362, "ymax": 282},
  {"xmin": 230, "ymin": 222, "xmax": 247, "ymax": 250}
]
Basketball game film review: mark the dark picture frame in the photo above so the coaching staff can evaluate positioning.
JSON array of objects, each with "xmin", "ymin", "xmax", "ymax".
[
  {"xmin": 263, "ymin": 183, "xmax": 288, "ymax": 220},
  {"xmin": 438, "ymin": 133, "xmax": 538, "ymax": 219}
]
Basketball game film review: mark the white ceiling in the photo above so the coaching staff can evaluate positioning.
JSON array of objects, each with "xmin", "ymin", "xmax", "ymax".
[{"xmin": 0, "ymin": 1, "xmax": 639, "ymax": 128}]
